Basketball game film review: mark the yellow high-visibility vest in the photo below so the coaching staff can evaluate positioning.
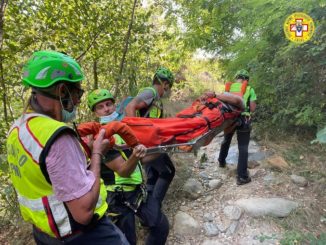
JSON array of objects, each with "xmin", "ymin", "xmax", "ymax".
[{"xmin": 7, "ymin": 113, "xmax": 108, "ymax": 238}]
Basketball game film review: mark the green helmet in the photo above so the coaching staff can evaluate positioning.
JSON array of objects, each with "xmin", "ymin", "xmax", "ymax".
[
  {"xmin": 87, "ymin": 89, "xmax": 115, "ymax": 111},
  {"xmin": 234, "ymin": 69, "xmax": 250, "ymax": 80},
  {"xmin": 22, "ymin": 50, "xmax": 84, "ymax": 88},
  {"xmin": 153, "ymin": 67, "xmax": 174, "ymax": 87}
]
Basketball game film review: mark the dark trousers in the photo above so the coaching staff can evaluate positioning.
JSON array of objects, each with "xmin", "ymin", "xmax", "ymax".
[
  {"xmin": 218, "ymin": 123, "xmax": 251, "ymax": 178},
  {"xmin": 107, "ymin": 191, "xmax": 169, "ymax": 245},
  {"xmin": 145, "ymin": 153, "xmax": 175, "ymax": 204},
  {"xmin": 33, "ymin": 216, "xmax": 129, "ymax": 245}
]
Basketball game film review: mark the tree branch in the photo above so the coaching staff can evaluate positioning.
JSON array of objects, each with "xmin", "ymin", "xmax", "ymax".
[{"xmin": 114, "ymin": 0, "xmax": 138, "ymax": 97}]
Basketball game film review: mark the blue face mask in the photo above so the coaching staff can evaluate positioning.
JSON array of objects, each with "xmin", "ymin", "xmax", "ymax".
[
  {"xmin": 100, "ymin": 111, "xmax": 119, "ymax": 124},
  {"xmin": 61, "ymin": 107, "xmax": 77, "ymax": 122}
]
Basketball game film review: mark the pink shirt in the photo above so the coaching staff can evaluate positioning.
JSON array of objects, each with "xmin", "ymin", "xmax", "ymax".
[{"xmin": 46, "ymin": 133, "xmax": 95, "ymax": 202}]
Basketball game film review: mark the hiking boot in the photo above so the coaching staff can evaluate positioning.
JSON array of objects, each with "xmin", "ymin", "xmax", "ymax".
[
  {"xmin": 236, "ymin": 176, "xmax": 251, "ymax": 185},
  {"xmin": 218, "ymin": 160, "xmax": 226, "ymax": 168}
]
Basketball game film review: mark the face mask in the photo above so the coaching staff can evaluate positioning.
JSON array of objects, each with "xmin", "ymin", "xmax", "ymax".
[
  {"xmin": 61, "ymin": 107, "xmax": 77, "ymax": 122},
  {"xmin": 100, "ymin": 111, "xmax": 119, "ymax": 124}
]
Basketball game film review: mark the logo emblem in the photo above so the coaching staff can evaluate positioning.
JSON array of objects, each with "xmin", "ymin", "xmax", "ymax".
[{"xmin": 284, "ymin": 12, "xmax": 315, "ymax": 44}]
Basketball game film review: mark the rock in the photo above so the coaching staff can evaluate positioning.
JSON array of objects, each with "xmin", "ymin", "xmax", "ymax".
[
  {"xmin": 180, "ymin": 205, "xmax": 190, "ymax": 212},
  {"xmin": 219, "ymin": 174, "xmax": 228, "ymax": 180},
  {"xmin": 235, "ymin": 197, "xmax": 299, "ymax": 218},
  {"xmin": 199, "ymin": 171, "xmax": 211, "ymax": 180},
  {"xmin": 225, "ymin": 145, "xmax": 238, "ymax": 164},
  {"xmin": 183, "ymin": 178, "xmax": 203, "ymax": 199},
  {"xmin": 208, "ymin": 179, "xmax": 223, "ymax": 190},
  {"xmin": 203, "ymin": 213, "xmax": 214, "ymax": 222},
  {"xmin": 201, "ymin": 240, "xmax": 224, "ymax": 245},
  {"xmin": 223, "ymin": 205, "xmax": 242, "ymax": 220},
  {"xmin": 174, "ymin": 211, "xmax": 201, "ymax": 235},
  {"xmin": 215, "ymin": 215, "xmax": 231, "ymax": 232},
  {"xmin": 204, "ymin": 195, "xmax": 213, "ymax": 203},
  {"xmin": 249, "ymin": 168, "xmax": 265, "ymax": 178},
  {"xmin": 226, "ymin": 221, "xmax": 239, "ymax": 236},
  {"xmin": 266, "ymin": 155, "xmax": 289, "ymax": 170},
  {"xmin": 263, "ymin": 172, "xmax": 283, "ymax": 185},
  {"xmin": 248, "ymin": 140, "xmax": 260, "ymax": 153},
  {"xmin": 290, "ymin": 174, "xmax": 308, "ymax": 187},
  {"xmin": 248, "ymin": 160, "xmax": 260, "ymax": 169},
  {"xmin": 227, "ymin": 165, "xmax": 237, "ymax": 177},
  {"xmin": 248, "ymin": 150, "xmax": 272, "ymax": 162},
  {"xmin": 204, "ymin": 222, "xmax": 219, "ymax": 237}
]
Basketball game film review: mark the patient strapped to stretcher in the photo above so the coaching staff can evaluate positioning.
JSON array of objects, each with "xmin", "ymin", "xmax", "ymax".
[{"xmin": 77, "ymin": 93, "xmax": 243, "ymax": 152}]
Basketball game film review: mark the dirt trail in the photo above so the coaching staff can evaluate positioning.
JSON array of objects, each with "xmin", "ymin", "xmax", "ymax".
[{"xmin": 160, "ymin": 134, "xmax": 325, "ymax": 245}]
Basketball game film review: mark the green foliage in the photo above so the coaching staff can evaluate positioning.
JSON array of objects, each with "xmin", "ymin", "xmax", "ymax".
[
  {"xmin": 175, "ymin": 0, "xmax": 326, "ymax": 136},
  {"xmin": 280, "ymin": 231, "xmax": 326, "ymax": 245},
  {"xmin": 0, "ymin": 155, "xmax": 20, "ymax": 226}
]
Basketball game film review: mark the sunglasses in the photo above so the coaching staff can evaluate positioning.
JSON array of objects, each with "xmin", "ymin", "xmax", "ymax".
[{"xmin": 66, "ymin": 84, "xmax": 85, "ymax": 100}]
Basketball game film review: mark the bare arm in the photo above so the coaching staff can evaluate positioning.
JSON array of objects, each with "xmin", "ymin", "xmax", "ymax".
[
  {"xmin": 105, "ymin": 144, "xmax": 146, "ymax": 177},
  {"xmin": 249, "ymin": 101, "xmax": 257, "ymax": 113},
  {"xmin": 216, "ymin": 93, "xmax": 245, "ymax": 111},
  {"xmin": 125, "ymin": 98, "xmax": 148, "ymax": 117},
  {"xmin": 65, "ymin": 129, "xmax": 109, "ymax": 225}
]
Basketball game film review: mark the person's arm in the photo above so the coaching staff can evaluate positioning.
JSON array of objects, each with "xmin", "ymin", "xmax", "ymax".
[
  {"xmin": 65, "ymin": 129, "xmax": 109, "ymax": 225},
  {"xmin": 46, "ymin": 129, "xmax": 108, "ymax": 225},
  {"xmin": 216, "ymin": 93, "xmax": 245, "ymax": 111},
  {"xmin": 249, "ymin": 101, "xmax": 256, "ymax": 113},
  {"xmin": 249, "ymin": 88, "xmax": 257, "ymax": 114},
  {"xmin": 105, "ymin": 144, "xmax": 146, "ymax": 177},
  {"xmin": 125, "ymin": 97, "xmax": 148, "ymax": 117},
  {"xmin": 125, "ymin": 89, "xmax": 156, "ymax": 117}
]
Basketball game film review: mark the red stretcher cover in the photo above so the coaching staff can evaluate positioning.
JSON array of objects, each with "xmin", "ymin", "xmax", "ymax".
[{"xmin": 78, "ymin": 97, "xmax": 241, "ymax": 148}]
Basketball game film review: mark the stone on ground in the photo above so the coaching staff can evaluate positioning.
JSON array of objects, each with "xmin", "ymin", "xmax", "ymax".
[
  {"xmin": 174, "ymin": 211, "xmax": 201, "ymax": 235},
  {"xmin": 266, "ymin": 155, "xmax": 289, "ymax": 170},
  {"xmin": 223, "ymin": 205, "xmax": 242, "ymax": 220},
  {"xmin": 183, "ymin": 178, "xmax": 203, "ymax": 199},
  {"xmin": 290, "ymin": 174, "xmax": 308, "ymax": 187},
  {"xmin": 235, "ymin": 197, "xmax": 299, "ymax": 217}
]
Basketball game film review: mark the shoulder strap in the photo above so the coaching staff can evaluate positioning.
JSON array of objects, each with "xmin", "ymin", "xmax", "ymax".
[
  {"xmin": 240, "ymin": 80, "xmax": 248, "ymax": 96},
  {"xmin": 225, "ymin": 82, "xmax": 232, "ymax": 92}
]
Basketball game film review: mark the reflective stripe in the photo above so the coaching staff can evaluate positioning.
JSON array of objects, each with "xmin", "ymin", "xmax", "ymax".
[
  {"xmin": 48, "ymin": 195, "xmax": 72, "ymax": 237},
  {"xmin": 9, "ymin": 113, "xmax": 50, "ymax": 164},
  {"xmin": 18, "ymin": 120, "xmax": 43, "ymax": 163},
  {"xmin": 17, "ymin": 192, "xmax": 72, "ymax": 237},
  {"xmin": 107, "ymin": 185, "xmax": 136, "ymax": 192},
  {"xmin": 17, "ymin": 193, "xmax": 44, "ymax": 211},
  {"xmin": 95, "ymin": 196, "xmax": 102, "ymax": 208}
]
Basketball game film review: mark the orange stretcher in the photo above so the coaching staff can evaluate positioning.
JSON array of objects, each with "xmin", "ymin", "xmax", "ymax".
[{"xmin": 77, "ymin": 96, "xmax": 242, "ymax": 154}]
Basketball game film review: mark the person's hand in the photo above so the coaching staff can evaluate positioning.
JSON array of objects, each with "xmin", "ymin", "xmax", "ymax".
[
  {"xmin": 199, "ymin": 91, "xmax": 216, "ymax": 102},
  {"xmin": 82, "ymin": 135, "xmax": 94, "ymax": 151},
  {"xmin": 131, "ymin": 144, "xmax": 147, "ymax": 158},
  {"xmin": 92, "ymin": 129, "xmax": 110, "ymax": 154},
  {"xmin": 204, "ymin": 91, "xmax": 216, "ymax": 98}
]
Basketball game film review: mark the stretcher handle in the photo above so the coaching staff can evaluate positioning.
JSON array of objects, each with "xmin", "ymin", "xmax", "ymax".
[{"xmin": 113, "ymin": 141, "xmax": 195, "ymax": 155}]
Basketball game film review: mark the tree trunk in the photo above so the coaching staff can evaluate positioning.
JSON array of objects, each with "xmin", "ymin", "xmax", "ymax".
[
  {"xmin": 114, "ymin": 0, "xmax": 137, "ymax": 97},
  {"xmin": 0, "ymin": 0, "xmax": 8, "ymax": 126},
  {"xmin": 93, "ymin": 59, "xmax": 98, "ymax": 90}
]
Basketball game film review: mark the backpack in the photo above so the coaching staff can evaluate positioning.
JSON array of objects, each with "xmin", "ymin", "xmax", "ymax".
[
  {"xmin": 225, "ymin": 80, "xmax": 248, "ymax": 97},
  {"xmin": 115, "ymin": 87, "xmax": 162, "ymax": 120},
  {"xmin": 115, "ymin": 96, "xmax": 134, "ymax": 121}
]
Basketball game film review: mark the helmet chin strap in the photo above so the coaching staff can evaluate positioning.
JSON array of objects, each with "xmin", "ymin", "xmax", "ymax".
[{"xmin": 58, "ymin": 84, "xmax": 74, "ymax": 112}]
